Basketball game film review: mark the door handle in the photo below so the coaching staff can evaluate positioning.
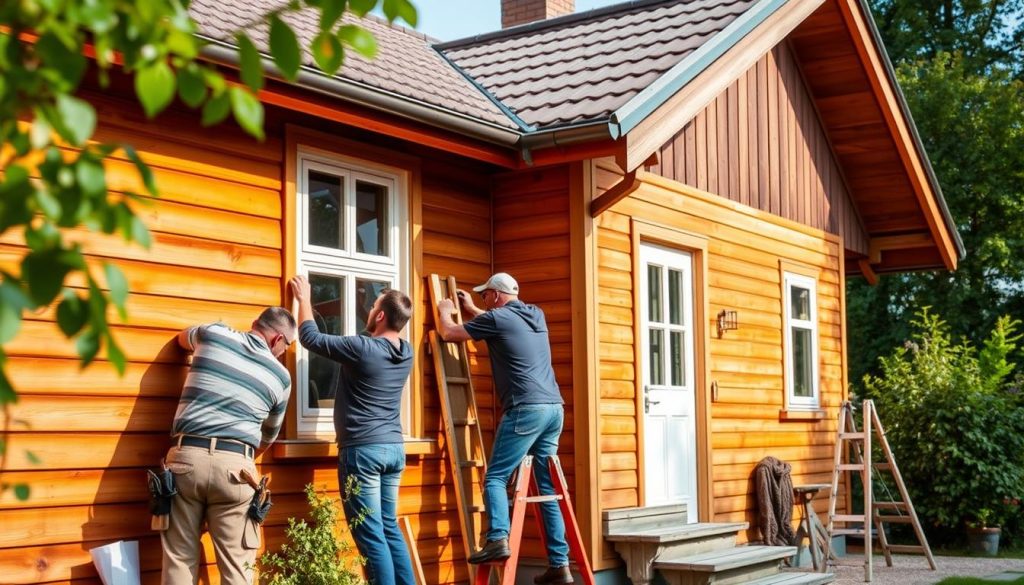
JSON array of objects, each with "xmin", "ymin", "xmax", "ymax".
[{"xmin": 644, "ymin": 391, "xmax": 660, "ymax": 413}]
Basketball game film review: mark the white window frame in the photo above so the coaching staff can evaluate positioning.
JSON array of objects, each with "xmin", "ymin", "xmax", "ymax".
[
  {"xmin": 783, "ymin": 271, "xmax": 820, "ymax": 409},
  {"xmin": 295, "ymin": 147, "xmax": 410, "ymax": 438}
]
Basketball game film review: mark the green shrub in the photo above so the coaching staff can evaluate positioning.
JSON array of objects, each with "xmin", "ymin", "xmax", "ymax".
[
  {"xmin": 258, "ymin": 482, "xmax": 366, "ymax": 585},
  {"xmin": 863, "ymin": 308, "xmax": 1024, "ymax": 542}
]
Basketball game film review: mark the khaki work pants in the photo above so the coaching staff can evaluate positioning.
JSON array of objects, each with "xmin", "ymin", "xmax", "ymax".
[{"xmin": 160, "ymin": 444, "xmax": 260, "ymax": 585}]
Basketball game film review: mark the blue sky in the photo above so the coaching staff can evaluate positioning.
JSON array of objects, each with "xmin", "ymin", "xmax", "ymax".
[{"xmin": 380, "ymin": 0, "xmax": 622, "ymax": 41}]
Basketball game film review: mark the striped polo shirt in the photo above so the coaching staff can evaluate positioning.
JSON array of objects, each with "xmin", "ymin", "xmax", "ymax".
[{"xmin": 172, "ymin": 323, "xmax": 292, "ymax": 448}]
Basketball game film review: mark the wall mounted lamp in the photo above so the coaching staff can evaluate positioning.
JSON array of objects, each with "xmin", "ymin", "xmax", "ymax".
[{"xmin": 717, "ymin": 309, "xmax": 738, "ymax": 337}]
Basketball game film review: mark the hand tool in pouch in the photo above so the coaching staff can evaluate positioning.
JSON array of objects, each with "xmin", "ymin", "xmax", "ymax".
[
  {"xmin": 147, "ymin": 459, "xmax": 177, "ymax": 531},
  {"xmin": 240, "ymin": 468, "xmax": 272, "ymax": 524}
]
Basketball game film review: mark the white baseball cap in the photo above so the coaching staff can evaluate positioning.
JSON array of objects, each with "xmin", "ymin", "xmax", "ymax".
[{"xmin": 472, "ymin": 272, "xmax": 519, "ymax": 295}]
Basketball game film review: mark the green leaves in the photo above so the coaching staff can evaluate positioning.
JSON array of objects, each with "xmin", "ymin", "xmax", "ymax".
[
  {"xmin": 312, "ymin": 32, "xmax": 344, "ymax": 75},
  {"xmin": 337, "ymin": 25, "xmax": 377, "ymax": 59},
  {"xmin": 135, "ymin": 61, "xmax": 177, "ymax": 117},
  {"xmin": 237, "ymin": 34, "xmax": 265, "ymax": 92},
  {"xmin": 230, "ymin": 87, "xmax": 264, "ymax": 141},
  {"xmin": 104, "ymin": 263, "xmax": 129, "ymax": 321},
  {"xmin": 54, "ymin": 95, "xmax": 96, "ymax": 146},
  {"xmin": 382, "ymin": 0, "xmax": 417, "ymax": 27},
  {"xmin": 177, "ymin": 64, "xmax": 207, "ymax": 108},
  {"xmin": 270, "ymin": 15, "xmax": 302, "ymax": 81},
  {"xmin": 201, "ymin": 92, "xmax": 231, "ymax": 126}
]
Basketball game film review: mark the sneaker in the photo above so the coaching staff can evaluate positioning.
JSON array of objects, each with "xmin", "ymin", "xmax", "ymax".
[
  {"xmin": 534, "ymin": 565, "xmax": 573, "ymax": 584},
  {"xmin": 467, "ymin": 538, "xmax": 510, "ymax": 564}
]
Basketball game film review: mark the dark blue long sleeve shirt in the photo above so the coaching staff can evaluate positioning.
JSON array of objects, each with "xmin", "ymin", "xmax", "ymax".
[{"xmin": 298, "ymin": 321, "xmax": 413, "ymax": 447}]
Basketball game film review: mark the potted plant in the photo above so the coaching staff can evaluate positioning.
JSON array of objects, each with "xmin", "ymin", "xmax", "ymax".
[{"xmin": 966, "ymin": 507, "xmax": 1001, "ymax": 556}]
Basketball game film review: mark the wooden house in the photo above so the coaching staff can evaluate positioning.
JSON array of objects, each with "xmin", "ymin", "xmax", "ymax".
[{"xmin": 1, "ymin": 0, "xmax": 962, "ymax": 583}]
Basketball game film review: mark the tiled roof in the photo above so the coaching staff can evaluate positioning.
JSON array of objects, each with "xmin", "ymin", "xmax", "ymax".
[
  {"xmin": 188, "ymin": 0, "xmax": 517, "ymax": 128},
  {"xmin": 439, "ymin": 0, "xmax": 758, "ymax": 129}
]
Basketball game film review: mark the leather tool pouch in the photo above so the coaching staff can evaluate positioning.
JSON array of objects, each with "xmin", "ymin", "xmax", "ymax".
[
  {"xmin": 147, "ymin": 463, "xmax": 177, "ymax": 530},
  {"xmin": 247, "ymin": 481, "xmax": 272, "ymax": 524}
]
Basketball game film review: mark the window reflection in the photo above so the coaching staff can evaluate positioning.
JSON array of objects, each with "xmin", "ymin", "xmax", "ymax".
[
  {"xmin": 356, "ymin": 180, "xmax": 388, "ymax": 256},
  {"xmin": 309, "ymin": 274, "xmax": 343, "ymax": 409},
  {"xmin": 308, "ymin": 171, "xmax": 344, "ymax": 250}
]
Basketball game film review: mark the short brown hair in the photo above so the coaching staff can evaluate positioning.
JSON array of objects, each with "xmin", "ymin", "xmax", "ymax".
[
  {"xmin": 257, "ymin": 306, "xmax": 296, "ymax": 334},
  {"xmin": 378, "ymin": 289, "xmax": 412, "ymax": 331}
]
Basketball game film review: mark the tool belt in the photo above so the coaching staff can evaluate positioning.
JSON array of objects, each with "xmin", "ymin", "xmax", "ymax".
[
  {"xmin": 241, "ymin": 469, "xmax": 272, "ymax": 524},
  {"xmin": 147, "ymin": 461, "xmax": 177, "ymax": 530}
]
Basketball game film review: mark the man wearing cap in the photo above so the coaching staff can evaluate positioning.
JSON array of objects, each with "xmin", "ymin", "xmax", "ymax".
[
  {"xmin": 162, "ymin": 307, "xmax": 295, "ymax": 585},
  {"xmin": 436, "ymin": 273, "xmax": 572, "ymax": 585}
]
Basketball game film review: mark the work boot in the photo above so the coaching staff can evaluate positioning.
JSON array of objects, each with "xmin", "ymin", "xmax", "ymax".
[
  {"xmin": 467, "ymin": 538, "xmax": 510, "ymax": 564},
  {"xmin": 534, "ymin": 565, "xmax": 573, "ymax": 584}
]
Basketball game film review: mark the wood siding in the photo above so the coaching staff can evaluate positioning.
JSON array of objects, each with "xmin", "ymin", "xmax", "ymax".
[
  {"xmin": 594, "ymin": 160, "xmax": 846, "ymax": 545},
  {"xmin": 491, "ymin": 165, "xmax": 576, "ymax": 561},
  {"xmin": 645, "ymin": 42, "xmax": 869, "ymax": 257},
  {"xmin": 0, "ymin": 92, "xmax": 496, "ymax": 585}
]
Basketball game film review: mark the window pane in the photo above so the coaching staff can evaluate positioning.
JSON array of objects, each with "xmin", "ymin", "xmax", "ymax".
[
  {"xmin": 792, "ymin": 327, "xmax": 814, "ymax": 397},
  {"xmin": 308, "ymin": 274, "xmax": 344, "ymax": 408},
  {"xmin": 356, "ymin": 278, "xmax": 391, "ymax": 334},
  {"xmin": 668, "ymin": 269, "xmax": 684, "ymax": 325},
  {"xmin": 356, "ymin": 180, "xmax": 388, "ymax": 256},
  {"xmin": 649, "ymin": 328, "xmax": 664, "ymax": 386},
  {"xmin": 670, "ymin": 330, "xmax": 685, "ymax": 386},
  {"xmin": 308, "ymin": 171, "xmax": 344, "ymax": 250},
  {"xmin": 790, "ymin": 284, "xmax": 811, "ymax": 320},
  {"xmin": 648, "ymin": 265, "xmax": 663, "ymax": 323}
]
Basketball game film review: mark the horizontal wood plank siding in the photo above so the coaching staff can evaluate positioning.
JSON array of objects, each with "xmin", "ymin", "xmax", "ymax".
[
  {"xmin": 2, "ymin": 93, "xmax": 491, "ymax": 585},
  {"xmin": 595, "ymin": 159, "xmax": 845, "ymax": 545},
  {"xmin": 491, "ymin": 165, "xmax": 576, "ymax": 561},
  {"xmin": 647, "ymin": 42, "xmax": 869, "ymax": 257}
]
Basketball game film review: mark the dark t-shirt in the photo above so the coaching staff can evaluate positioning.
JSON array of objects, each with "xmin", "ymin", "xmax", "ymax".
[
  {"xmin": 298, "ymin": 321, "xmax": 413, "ymax": 447},
  {"xmin": 462, "ymin": 300, "xmax": 563, "ymax": 410}
]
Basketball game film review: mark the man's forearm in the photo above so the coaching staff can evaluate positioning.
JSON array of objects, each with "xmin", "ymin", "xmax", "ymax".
[
  {"xmin": 296, "ymin": 297, "xmax": 314, "ymax": 325},
  {"xmin": 437, "ymin": 312, "xmax": 472, "ymax": 342}
]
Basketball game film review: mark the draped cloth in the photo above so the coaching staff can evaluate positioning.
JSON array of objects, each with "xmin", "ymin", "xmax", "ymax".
[{"xmin": 755, "ymin": 456, "xmax": 796, "ymax": 546}]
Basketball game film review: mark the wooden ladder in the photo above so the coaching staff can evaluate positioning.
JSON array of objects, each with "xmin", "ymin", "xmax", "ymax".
[
  {"xmin": 427, "ymin": 274, "xmax": 490, "ymax": 576},
  {"xmin": 474, "ymin": 455, "xmax": 595, "ymax": 585},
  {"xmin": 826, "ymin": 399, "xmax": 936, "ymax": 581}
]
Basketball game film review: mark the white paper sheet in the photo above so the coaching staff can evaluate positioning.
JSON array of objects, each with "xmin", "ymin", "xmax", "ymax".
[{"xmin": 89, "ymin": 540, "xmax": 141, "ymax": 585}]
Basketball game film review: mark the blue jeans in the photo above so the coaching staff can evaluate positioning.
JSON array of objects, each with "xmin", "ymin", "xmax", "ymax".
[
  {"xmin": 338, "ymin": 443, "xmax": 416, "ymax": 585},
  {"xmin": 484, "ymin": 403, "xmax": 569, "ymax": 567}
]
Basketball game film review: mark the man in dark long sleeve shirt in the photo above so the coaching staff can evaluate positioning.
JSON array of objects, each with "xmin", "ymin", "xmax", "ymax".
[{"xmin": 289, "ymin": 275, "xmax": 416, "ymax": 585}]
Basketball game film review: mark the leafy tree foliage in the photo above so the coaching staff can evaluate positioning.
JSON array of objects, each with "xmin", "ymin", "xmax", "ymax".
[
  {"xmin": 850, "ymin": 1, "xmax": 1024, "ymax": 388},
  {"xmin": 864, "ymin": 309, "xmax": 1024, "ymax": 541},
  {"xmin": 0, "ymin": 0, "xmax": 415, "ymax": 500},
  {"xmin": 870, "ymin": 0, "xmax": 1024, "ymax": 75}
]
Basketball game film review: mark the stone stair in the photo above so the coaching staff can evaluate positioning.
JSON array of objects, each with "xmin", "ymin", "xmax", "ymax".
[{"xmin": 603, "ymin": 504, "xmax": 834, "ymax": 585}]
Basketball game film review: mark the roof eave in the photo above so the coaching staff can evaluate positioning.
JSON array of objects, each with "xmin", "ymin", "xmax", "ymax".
[
  {"xmin": 198, "ymin": 37, "xmax": 523, "ymax": 149},
  {"xmin": 855, "ymin": 0, "xmax": 966, "ymax": 262}
]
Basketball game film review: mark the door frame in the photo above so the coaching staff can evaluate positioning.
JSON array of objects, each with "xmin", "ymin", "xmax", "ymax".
[{"xmin": 631, "ymin": 218, "xmax": 712, "ymax": 521}]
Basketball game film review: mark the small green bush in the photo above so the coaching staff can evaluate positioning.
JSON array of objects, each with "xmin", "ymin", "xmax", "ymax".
[
  {"xmin": 258, "ymin": 483, "xmax": 366, "ymax": 585},
  {"xmin": 863, "ymin": 308, "xmax": 1024, "ymax": 543}
]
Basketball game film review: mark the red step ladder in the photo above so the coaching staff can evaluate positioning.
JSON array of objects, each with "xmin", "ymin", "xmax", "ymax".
[{"xmin": 474, "ymin": 455, "xmax": 595, "ymax": 585}]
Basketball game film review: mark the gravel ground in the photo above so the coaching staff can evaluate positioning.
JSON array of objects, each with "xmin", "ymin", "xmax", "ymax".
[{"xmin": 827, "ymin": 554, "xmax": 1024, "ymax": 584}]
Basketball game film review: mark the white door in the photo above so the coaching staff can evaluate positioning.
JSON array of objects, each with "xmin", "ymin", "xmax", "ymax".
[{"xmin": 640, "ymin": 243, "xmax": 698, "ymax": 522}]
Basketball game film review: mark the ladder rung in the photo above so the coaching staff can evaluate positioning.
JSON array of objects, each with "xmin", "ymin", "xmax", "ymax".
[
  {"xmin": 839, "ymin": 432, "xmax": 866, "ymax": 440},
  {"xmin": 524, "ymin": 494, "xmax": 563, "ymax": 504},
  {"xmin": 832, "ymin": 528, "xmax": 868, "ymax": 537},
  {"xmin": 887, "ymin": 545, "xmax": 925, "ymax": 554},
  {"xmin": 874, "ymin": 501, "xmax": 908, "ymax": 509},
  {"xmin": 467, "ymin": 505, "xmax": 486, "ymax": 513},
  {"xmin": 460, "ymin": 460, "xmax": 484, "ymax": 468},
  {"xmin": 832, "ymin": 514, "xmax": 865, "ymax": 523},
  {"xmin": 877, "ymin": 515, "xmax": 914, "ymax": 524},
  {"xmin": 454, "ymin": 418, "xmax": 478, "ymax": 426},
  {"xmin": 838, "ymin": 464, "xmax": 865, "ymax": 471},
  {"xmin": 446, "ymin": 376, "xmax": 470, "ymax": 384}
]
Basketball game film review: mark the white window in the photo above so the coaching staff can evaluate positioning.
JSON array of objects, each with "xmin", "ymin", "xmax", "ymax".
[
  {"xmin": 783, "ymin": 272, "xmax": 819, "ymax": 409},
  {"xmin": 296, "ymin": 148, "xmax": 409, "ymax": 437}
]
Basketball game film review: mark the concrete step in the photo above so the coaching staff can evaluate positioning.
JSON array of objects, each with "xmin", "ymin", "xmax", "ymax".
[
  {"xmin": 745, "ymin": 572, "xmax": 836, "ymax": 585},
  {"xmin": 654, "ymin": 545, "xmax": 796, "ymax": 585}
]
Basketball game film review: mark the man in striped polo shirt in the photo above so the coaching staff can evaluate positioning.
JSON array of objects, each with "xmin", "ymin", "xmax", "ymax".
[{"xmin": 161, "ymin": 307, "xmax": 295, "ymax": 585}]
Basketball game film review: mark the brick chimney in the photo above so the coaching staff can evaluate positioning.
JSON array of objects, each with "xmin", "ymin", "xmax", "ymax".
[{"xmin": 502, "ymin": 0, "xmax": 575, "ymax": 28}]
